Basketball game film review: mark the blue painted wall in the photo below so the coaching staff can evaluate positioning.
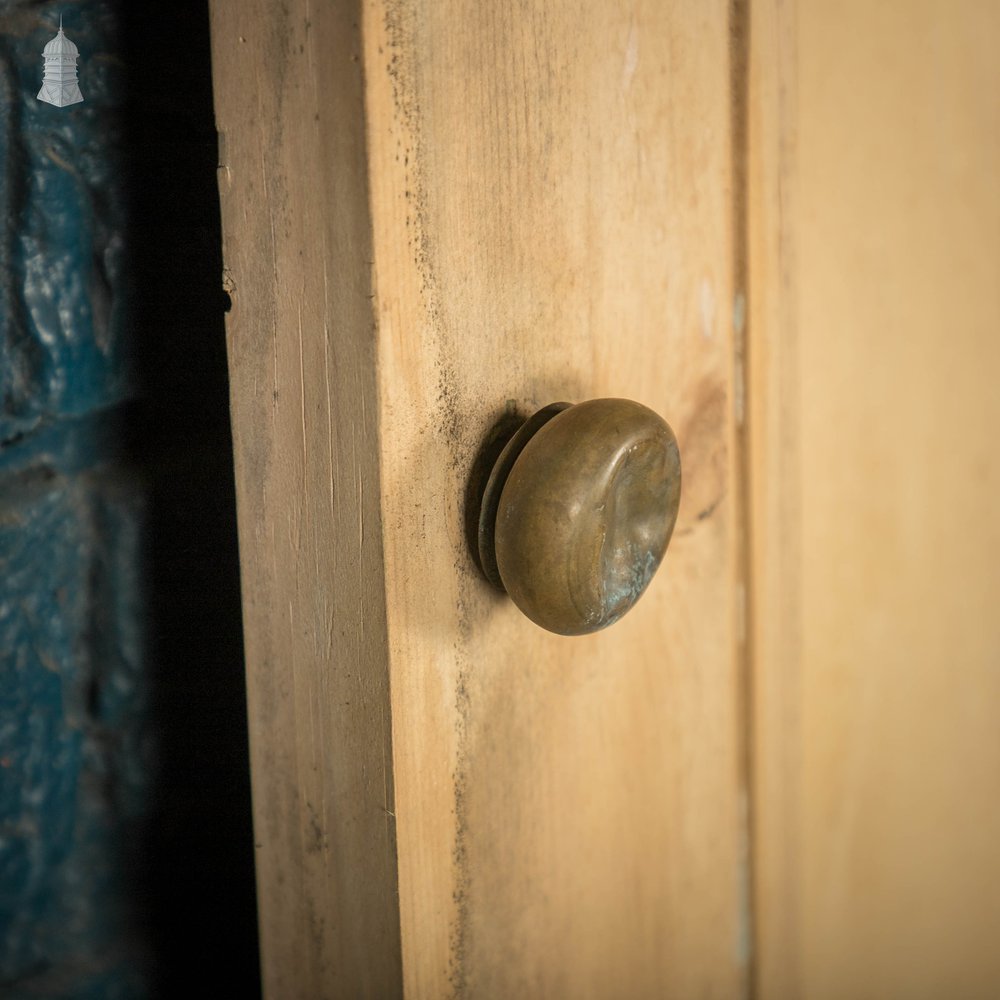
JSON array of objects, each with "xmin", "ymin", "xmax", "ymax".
[{"xmin": 0, "ymin": 3, "xmax": 258, "ymax": 996}]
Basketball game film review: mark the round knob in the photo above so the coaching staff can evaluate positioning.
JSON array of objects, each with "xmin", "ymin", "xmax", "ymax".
[{"xmin": 476, "ymin": 398, "xmax": 681, "ymax": 635}]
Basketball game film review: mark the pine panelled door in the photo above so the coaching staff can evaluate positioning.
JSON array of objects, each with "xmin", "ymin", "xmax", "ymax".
[{"xmin": 209, "ymin": 1, "xmax": 1000, "ymax": 997}]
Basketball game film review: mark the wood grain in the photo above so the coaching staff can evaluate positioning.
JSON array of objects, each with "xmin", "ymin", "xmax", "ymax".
[
  {"xmin": 747, "ymin": 1, "xmax": 801, "ymax": 993},
  {"xmin": 212, "ymin": 0, "xmax": 747, "ymax": 995},
  {"xmin": 364, "ymin": 1, "xmax": 746, "ymax": 996},
  {"xmin": 749, "ymin": 2, "xmax": 1000, "ymax": 996},
  {"xmin": 209, "ymin": 2, "xmax": 402, "ymax": 996}
]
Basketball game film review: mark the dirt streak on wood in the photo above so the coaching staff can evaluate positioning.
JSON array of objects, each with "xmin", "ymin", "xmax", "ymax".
[{"xmin": 364, "ymin": 2, "xmax": 747, "ymax": 997}]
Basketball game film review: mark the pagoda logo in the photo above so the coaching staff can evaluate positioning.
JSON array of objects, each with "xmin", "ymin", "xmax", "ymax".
[{"xmin": 38, "ymin": 15, "xmax": 84, "ymax": 107}]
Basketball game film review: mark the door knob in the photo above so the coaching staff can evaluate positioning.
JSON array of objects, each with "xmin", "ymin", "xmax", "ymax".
[{"xmin": 475, "ymin": 398, "xmax": 681, "ymax": 635}]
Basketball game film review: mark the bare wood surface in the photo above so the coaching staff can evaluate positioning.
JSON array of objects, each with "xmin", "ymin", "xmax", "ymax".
[
  {"xmin": 750, "ymin": 2, "xmax": 1000, "ymax": 997},
  {"xmin": 209, "ymin": 2, "xmax": 401, "ymax": 997},
  {"xmin": 364, "ymin": 2, "xmax": 747, "ymax": 997},
  {"xmin": 212, "ymin": 0, "xmax": 748, "ymax": 995}
]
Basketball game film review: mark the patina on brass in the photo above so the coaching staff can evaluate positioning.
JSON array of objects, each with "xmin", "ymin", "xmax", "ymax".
[{"xmin": 478, "ymin": 398, "xmax": 681, "ymax": 636}]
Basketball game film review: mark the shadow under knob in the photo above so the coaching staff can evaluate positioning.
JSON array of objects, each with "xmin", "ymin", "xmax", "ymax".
[{"xmin": 477, "ymin": 398, "xmax": 681, "ymax": 636}]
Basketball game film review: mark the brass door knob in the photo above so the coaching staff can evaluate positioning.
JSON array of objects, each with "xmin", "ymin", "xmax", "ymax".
[{"xmin": 476, "ymin": 398, "xmax": 681, "ymax": 635}]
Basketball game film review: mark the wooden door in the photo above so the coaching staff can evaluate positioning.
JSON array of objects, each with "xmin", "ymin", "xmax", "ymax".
[
  {"xmin": 210, "ymin": 1, "xmax": 746, "ymax": 997},
  {"xmin": 209, "ymin": 0, "xmax": 1000, "ymax": 997}
]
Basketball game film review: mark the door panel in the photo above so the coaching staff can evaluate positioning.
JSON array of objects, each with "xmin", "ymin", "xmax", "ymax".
[
  {"xmin": 750, "ymin": 2, "xmax": 1000, "ymax": 997},
  {"xmin": 364, "ymin": 4, "xmax": 745, "ymax": 997}
]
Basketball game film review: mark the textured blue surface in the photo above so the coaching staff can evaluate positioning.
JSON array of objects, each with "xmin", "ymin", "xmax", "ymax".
[
  {"xmin": 1, "ymin": 2, "xmax": 259, "ymax": 994},
  {"xmin": 0, "ymin": 1, "xmax": 131, "ymax": 441},
  {"xmin": 0, "ymin": 469, "xmax": 151, "ymax": 998},
  {"xmin": 1, "ymin": 2, "xmax": 151, "ymax": 995}
]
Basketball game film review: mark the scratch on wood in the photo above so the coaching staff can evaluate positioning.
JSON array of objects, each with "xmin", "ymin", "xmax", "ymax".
[
  {"xmin": 320, "ymin": 228, "xmax": 336, "ymax": 516},
  {"xmin": 323, "ymin": 324, "xmax": 335, "ymax": 514},
  {"xmin": 266, "ymin": 144, "xmax": 279, "ymax": 423},
  {"xmin": 297, "ymin": 299, "xmax": 308, "ymax": 480},
  {"xmin": 271, "ymin": 315, "xmax": 279, "ymax": 420}
]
